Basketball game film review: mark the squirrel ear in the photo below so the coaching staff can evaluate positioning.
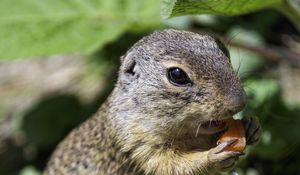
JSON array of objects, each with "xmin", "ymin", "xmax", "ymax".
[
  {"xmin": 121, "ymin": 52, "xmax": 136, "ymax": 76},
  {"xmin": 214, "ymin": 37, "xmax": 230, "ymax": 60}
]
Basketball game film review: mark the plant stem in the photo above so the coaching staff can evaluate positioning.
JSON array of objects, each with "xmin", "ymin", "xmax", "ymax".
[
  {"xmin": 277, "ymin": 0, "xmax": 300, "ymax": 31},
  {"xmin": 228, "ymin": 39, "xmax": 300, "ymax": 65}
]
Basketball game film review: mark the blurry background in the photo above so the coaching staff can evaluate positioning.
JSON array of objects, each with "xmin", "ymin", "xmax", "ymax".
[{"xmin": 0, "ymin": 0, "xmax": 300, "ymax": 175}]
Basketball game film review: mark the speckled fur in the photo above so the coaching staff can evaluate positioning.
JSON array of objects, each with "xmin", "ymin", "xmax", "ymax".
[{"xmin": 45, "ymin": 29, "xmax": 257, "ymax": 175}]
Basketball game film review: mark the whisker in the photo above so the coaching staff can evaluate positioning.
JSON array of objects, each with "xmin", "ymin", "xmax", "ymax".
[
  {"xmin": 237, "ymin": 56, "xmax": 242, "ymax": 75},
  {"xmin": 195, "ymin": 122, "xmax": 202, "ymax": 137},
  {"xmin": 171, "ymin": 123, "xmax": 185, "ymax": 146},
  {"xmin": 209, "ymin": 119, "xmax": 213, "ymax": 128}
]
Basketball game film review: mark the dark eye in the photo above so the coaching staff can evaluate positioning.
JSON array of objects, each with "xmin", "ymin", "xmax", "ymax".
[{"xmin": 167, "ymin": 67, "xmax": 192, "ymax": 86}]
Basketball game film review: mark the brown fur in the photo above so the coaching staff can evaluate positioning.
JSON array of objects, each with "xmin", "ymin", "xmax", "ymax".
[{"xmin": 44, "ymin": 29, "xmax": 258, "ymax": 175}]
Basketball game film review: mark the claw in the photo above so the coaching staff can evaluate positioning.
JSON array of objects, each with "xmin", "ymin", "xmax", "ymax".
[
  {"xmin": 244, "ymin": 118, "xmax": 253, "ymax": 138},
  {"xmin": 242, "ymin": 117, "xmax": 262, "ymax": 145},
  {"xmin": 208, "ymin": 151, "xmax": 242, "ymax": 171},
  {"xmin": 246, "ymin": 126, "xmax": 260, "ymax": 142},
  {"xmin": 215, "ymin": 139, "xmax": 238, "ymax": 153},
  {"xmin": 231, "ymin": 151, "xmax": 244, "ymax": 156}
]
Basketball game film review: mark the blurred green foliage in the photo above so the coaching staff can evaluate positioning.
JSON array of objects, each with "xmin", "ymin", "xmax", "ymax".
[
  {"xmin": 1, "ymin": 0, "xmax": 300, "ymax": 175},
  {"xmin": 22, "ymin": 95, "xmax": 85, "ymax": 148},
  {"xmin": 0, "ymin": 0, "xmax": 161, "ymax": 59}
]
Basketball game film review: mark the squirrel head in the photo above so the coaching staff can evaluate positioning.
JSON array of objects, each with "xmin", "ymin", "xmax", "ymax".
[{"xmin": 112, "ymin": 29, "xmax": 246, "ymax": 139}]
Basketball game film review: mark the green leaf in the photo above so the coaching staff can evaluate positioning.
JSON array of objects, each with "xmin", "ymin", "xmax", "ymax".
[
  {"xmin": 0, "ymin": 0, "xmax": 161, "ymax": 59},
  {"xmin": 161, "ymin": 0, "xmax": 282, "ymax": 19}
]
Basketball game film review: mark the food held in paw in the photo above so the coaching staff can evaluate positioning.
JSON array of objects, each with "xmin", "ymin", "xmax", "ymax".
[{"xmin": 218, "ymin": 119, "xmax": 246, "ymax": 152}]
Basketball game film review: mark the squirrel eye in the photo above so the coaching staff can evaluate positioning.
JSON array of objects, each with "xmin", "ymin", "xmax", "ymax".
[{"xmin": 167, "ymin": 67, "xmax": 192, "ymax": 86}]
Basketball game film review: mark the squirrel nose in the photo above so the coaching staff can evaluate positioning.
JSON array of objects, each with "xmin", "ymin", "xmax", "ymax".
[{"xmin": 226, "ymin": 90, "xmax": 247, "ymax": 115}]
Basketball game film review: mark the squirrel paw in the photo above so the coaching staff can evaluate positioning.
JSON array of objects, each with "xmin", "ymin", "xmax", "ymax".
[
  {"xmin": 242, "ymin": 117, "xmax": 262, "ymax": 145},
  {"xmin": 208, "ymin": 139, "xmax": 243, "ymax": 172}
]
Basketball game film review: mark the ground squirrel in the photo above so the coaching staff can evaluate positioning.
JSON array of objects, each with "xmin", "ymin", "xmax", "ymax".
[{"xmin": 45, "ymin": 29, "xmax": 262, "ymax": 175}]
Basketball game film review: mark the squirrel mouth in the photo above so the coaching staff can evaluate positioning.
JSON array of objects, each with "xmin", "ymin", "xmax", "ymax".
[{"xmin": 200, "ymin": 120, "xmax": 228, "ymax": 134}]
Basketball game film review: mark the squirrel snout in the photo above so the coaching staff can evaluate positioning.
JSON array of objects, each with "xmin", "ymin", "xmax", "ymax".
[{"xmin": 226, "ymin": 90, "xmax": 247, "ymax": 115}]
